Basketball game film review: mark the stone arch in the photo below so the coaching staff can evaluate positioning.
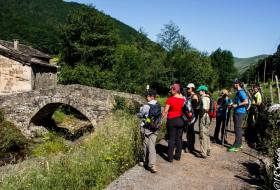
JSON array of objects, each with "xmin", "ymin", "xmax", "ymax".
[{"xmin": 28, "ymin": 99, "xmax": 97, "ymax": 140}]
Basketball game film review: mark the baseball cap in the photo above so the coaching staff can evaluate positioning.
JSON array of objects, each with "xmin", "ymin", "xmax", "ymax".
[
  {"xmin": 233, "ymin": 79, "xmax": 241, "ymax": 84},
  {"xmin": 187, "ymin": 83, "xmax": 195, "ymax": 89}
]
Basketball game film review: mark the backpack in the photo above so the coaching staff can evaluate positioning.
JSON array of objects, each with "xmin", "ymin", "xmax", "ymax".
[
  {"xmin": 182, "ymin": 97, "xmax": 196, "ymax": 125},
  {"xmin": 237, "ymin": 89, "xmax": 251, "ymax": 112},
  {"xmin": 145, "ymin": 103, "xmax": 162, "ymax": 131},
  {"xmin": 208, "ymin": 97, "xmax": 217, "ymax": 119}
]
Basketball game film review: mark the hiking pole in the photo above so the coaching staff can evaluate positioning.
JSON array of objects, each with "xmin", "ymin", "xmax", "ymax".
[{"xmin": 221, "ymin": 106, "xmax": 229, "ymax": 147}]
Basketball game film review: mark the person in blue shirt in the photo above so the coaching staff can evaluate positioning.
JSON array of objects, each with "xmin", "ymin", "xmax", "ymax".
[
  {"xmin": 214, "ymin": 89, "xmax": 232, "ymax": 144},
  {"xmin": 228, "ymin": 79, "xmax": 248, "ymax": 152}
]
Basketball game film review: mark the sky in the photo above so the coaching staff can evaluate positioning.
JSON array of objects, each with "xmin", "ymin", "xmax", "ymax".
[{"xmin": 65, "ymin": 0, "xmax": 280, "ymax": 58}]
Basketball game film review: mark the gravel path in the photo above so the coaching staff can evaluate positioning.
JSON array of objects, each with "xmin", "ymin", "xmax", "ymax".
[{"xmin": 107, "ymin": 122, "xmax": 262, "ymax": 190}]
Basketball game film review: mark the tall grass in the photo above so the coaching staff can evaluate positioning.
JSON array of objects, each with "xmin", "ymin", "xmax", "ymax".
[{"xmin": 0, "ymin": 110, "xmax": 142, "ymax": 190}]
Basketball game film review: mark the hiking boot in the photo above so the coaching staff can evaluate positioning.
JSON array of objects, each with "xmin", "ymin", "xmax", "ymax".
[
  {"xmin": 207, "ymin": 149, "xmax": 211, "ymax": 156},
  {"xmin": 138, "ymin": 162, "xmax": 144, "ymax": 167},
  {"xmin": 150, "ymin": 166, "xmax": 157, "ymax": 173}
]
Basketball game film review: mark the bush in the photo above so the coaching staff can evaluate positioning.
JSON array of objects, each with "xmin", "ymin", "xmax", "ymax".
[
  {"xmin": 256, "ymin": 106, "xmax": 280, "ymax": 189},
  {"xmin": 0, "ymin": 110, "xmax": 142, "ymax": 190},
  {"xmin": 0, "ymin": 110, "xmax": 28, "ymax": 152},
  {"xmin": 113, "ymin": 96, "xmax": 139, "ymax": 114}
]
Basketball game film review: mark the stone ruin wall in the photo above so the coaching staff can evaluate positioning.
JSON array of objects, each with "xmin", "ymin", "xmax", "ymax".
[{"xmin": 0, "ymin": 55, "xmax": 32, "ymax": 95}]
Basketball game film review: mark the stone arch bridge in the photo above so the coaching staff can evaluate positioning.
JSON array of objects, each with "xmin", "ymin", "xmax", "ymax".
[{"xmin": 0, "ymin": 84, "xmax": 144, "ymax": 138}]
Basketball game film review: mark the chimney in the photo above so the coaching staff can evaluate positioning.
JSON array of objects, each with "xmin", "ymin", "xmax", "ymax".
[{"xmin": 13, "ymin": 39, "xmax": 19, "ymax": 50}]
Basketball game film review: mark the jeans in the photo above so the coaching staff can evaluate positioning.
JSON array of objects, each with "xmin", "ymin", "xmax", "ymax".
[{"xmin": 233, "ymin": 112, "xmax": 246, "ymax": 147}]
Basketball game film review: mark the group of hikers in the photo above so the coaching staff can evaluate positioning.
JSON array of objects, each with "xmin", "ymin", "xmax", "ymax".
[{"xmin": 138, "ymin": 79, "xmax": 263, "ymax": 173}]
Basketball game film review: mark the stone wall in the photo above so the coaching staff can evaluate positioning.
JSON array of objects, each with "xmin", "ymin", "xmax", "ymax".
[
  {"xmin": 31, "ymin": 64, "xmax": 57, "ymax": 90},
  {"xmin": 0, "ymin": 84, "xmax": 145, "ymax": 139},
  {"xmin": 0, "ymin": 55, "xmax": 32, "ymax": 95}
]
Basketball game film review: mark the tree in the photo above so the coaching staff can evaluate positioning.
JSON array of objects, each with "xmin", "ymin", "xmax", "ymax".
[
  {"xmin": 210, "ymin": 48, "xmax": 238, "ymax": 88},
  {"xmin": 157, "ymin": 21, "xmax": 191, "ymax": 52},
  {"xmin": 60, "ymin": 6, "xmax": 117, "ymax": 70}
]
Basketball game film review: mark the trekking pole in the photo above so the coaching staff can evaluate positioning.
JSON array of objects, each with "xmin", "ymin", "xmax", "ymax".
[{"xmin": 221, "ymin": 106, "xmax": 229, "ymax": 147}]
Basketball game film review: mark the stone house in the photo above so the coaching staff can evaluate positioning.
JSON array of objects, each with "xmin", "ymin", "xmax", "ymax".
[{"xmin": 0, "ymin": 40, "xmax": 57, "ymax": 95}]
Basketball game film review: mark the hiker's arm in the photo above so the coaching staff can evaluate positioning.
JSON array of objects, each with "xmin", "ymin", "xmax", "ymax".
[
  {"xmin": 162, "ymin": 104, "xmax": 170, "ymax": 119},
  {"xmin": 232, "ymin": 99, "xmax": 248, "ymax": 108},
  {"xmin": 192, "ymin": 94, "xmax": 199, "ymax": 109},
  {"xmin": 137, "ymin": 104, "xmax": 149, "ymax": 118}
]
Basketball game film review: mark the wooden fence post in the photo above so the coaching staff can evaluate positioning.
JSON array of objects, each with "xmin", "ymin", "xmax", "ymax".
[
  {"xmin": 270, "ymin": 84, "xmax": 274, "ymax": 104},
  {"xmin": 275, "ymin": 75, "xmax": 280, "ymax": 103}
]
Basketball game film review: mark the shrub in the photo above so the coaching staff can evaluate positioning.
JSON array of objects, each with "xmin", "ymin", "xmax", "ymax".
[
  {"xmin": 0, "ymin": 110, "xmax": 28, "ymax": 152},
  {"xmin": 113, "ymin": 96, "xmax": 139, "ymax": 114}
]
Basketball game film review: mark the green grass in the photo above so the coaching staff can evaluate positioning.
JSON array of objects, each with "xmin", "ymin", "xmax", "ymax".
[
  {"xmin": 157, "ymin": 96, "xmax": 167, "ymax": 106},
  {"xmin": 0, "ymin": 110, "xmax": 142, "ymax": 190},
  {"xmin": 31, "ymin": 133, "xmax": 69, "ymax": 157},
  {"xmin": 0, "ymin": 110, "xmax": 28, "ymax": 152}
]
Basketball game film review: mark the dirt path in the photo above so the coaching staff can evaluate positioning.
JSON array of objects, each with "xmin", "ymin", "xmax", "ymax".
[{"xmin": 107, "ymin": 122, "xmax": 262, "ymax": 190}]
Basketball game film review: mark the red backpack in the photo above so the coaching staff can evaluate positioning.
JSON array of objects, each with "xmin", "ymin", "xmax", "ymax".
[{"xmin": 208, "ymin": 97, "xmax": 217, "ymax": 119}]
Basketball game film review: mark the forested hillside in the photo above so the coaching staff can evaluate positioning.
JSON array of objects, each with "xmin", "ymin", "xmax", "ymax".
[
  {"xmin": 234, "ymin": 55, "xmax": 268, "ymax": 73},
  {"xmin": 0, "ymin": 0, "xmax": 238, "ymax": 94},
  {"xmin": 241, "ymin": 45, "xmax": 280, "ymax": 83},
  {"xmin": 0, "ymin": 0, "xmax": 152, "ymax": 54}
]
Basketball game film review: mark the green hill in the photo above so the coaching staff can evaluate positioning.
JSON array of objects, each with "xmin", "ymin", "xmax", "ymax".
[
  {"xmin": 234, "ymin": 55, "xmax": 268, "ymax": 73},
  {"xmin": 0, "ymin": 0, "xmax": 154, "ymax": 54}
]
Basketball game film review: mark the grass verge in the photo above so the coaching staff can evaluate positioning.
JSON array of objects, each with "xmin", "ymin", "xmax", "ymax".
[{"xmin": 0, "ymin": 110, "xmax": 142, "ymax": 190}]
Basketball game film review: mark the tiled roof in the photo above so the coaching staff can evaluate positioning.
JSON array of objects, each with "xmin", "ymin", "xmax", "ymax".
[{"xmin": 0, "ymin": 40, "xmax": 56, "ymax": 69}]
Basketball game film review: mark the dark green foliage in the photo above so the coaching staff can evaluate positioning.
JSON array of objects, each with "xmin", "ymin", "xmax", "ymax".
[
  {"xmin": 166, "ymin": 48, "xmax": 217, "ymax": 88},
  {"xmin": 242, "ymin": 45, "xmax": 280, "ymax": 83},
  {"xmin": 0, "ymin": 0, "xmax": 79, "ymax": 54},
  {"xmin": 0, "ymin": 0, "xmax": 151, "ymax": 54},
  {"xmin": 1, "ymin": 0, "xmax": 225, "ymax": 94},
  {"xmin": 0, "ymin": 110, "xmax": 28, "ymax": 152},
  {"xmin": 60, "ymin": 6, "xmax": 117, "ymax": 70},
  {"xmin": 210, "ymin": 48, "xmax": 238, "ymax": 88},
  {"xmin": 113, "ymin": 96, "xmax": 139, "ymax": 114}
]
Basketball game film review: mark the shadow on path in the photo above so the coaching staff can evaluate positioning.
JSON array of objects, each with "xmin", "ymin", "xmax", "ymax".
[{"xmin": 234, "ymin": 161, "xmax": 264, "ymax": 188}]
